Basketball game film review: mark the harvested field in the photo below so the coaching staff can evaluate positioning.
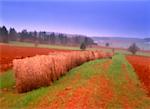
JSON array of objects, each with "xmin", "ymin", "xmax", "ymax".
[
  {"xmin": 13, "ymin": 51, "xmax": 111, "ymax": 93},
  {"xmin": 126, "ymin": 55, "xmax": 150, "ymax": 96},
  {"xmin": 0, "ymin": 44, "xmax": 73, "ymax": 72},
  {"xmin": 36, "ymin": 54, "xmax": 150, "ymax": 109},
  {"xmin": 1, "ymin": 54, "xmax": 150, "ymax": 109}
]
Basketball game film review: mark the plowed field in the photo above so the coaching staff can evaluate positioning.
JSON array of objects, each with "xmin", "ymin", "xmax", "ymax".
[
  {"xmin": 126, "ymin": 55, "xmax": 150, "ymax": 96},
  {"xmin": 0, "ymin": 44, "xmax": 72, "ymax": 72}
]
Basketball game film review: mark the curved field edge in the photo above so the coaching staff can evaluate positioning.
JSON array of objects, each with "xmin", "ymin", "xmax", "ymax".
[{"xmin": 0, "ymin": 54, "xmax": 150, "ymax": 109}]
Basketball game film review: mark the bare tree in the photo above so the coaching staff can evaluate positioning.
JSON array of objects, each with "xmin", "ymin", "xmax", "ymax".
[{"xmin": 128, "ymin": 43, "xmax": 139, "ymax": 55}]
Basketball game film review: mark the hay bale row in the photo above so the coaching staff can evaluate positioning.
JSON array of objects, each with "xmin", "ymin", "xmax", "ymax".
[{"xmin": 13, "ymin": 51, "xmax": 112, "ymax": 93}]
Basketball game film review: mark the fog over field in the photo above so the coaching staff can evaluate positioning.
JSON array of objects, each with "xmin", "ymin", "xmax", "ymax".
[{"xmin": 92, "ymin": 37, "xmax": 150, "ymax": 50}]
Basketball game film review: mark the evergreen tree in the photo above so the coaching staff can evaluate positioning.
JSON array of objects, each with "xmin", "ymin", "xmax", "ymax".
[
  {"xmin": 0, "ymin": 26, "xmax": 9, "ymax": 43},
  {"xmin": 80, "ymin": 42, "xmax": 86, "ymax": 50},
  {"xmin": 9, "ymin": 28, "xmax": 17, "ymax": 41}
]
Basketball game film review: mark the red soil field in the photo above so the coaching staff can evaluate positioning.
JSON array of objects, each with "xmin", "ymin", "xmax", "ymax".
[
  {"xmin": 38, "ymin": 60, "xmax": 114, "ymax": 109},
  {"xmin": 0, "ymin": 44, "xmax": 73, "ymax": 72},
  {"xmin": 126, "ymin": 55, "xmax": 150, "ymax": 96}
]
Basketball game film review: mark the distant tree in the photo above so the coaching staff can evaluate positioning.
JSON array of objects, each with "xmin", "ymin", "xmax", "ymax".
[
  {"xmin": 20, "ymin": 29, "xmax": 28, "ymax": 41},
  {"xmin": 105, "ymin": 43, "xmax": 109, "ymax": 47},
  {"xmin": 84, "ymin": 37, "xmax": 94, "ymax": 46},
  {"xmin": 58, "ymin": 33, "xmax": 63, "ymax": 44},
  {"xmin": 128, "ymin": 43, "xmax": 139, "ymax": 55},
  {"xmin": 9, "ymin": 28, "xmax": 17, "ymax": 41},
  {"xmin": 50, "ymin": 32, "xmax": 56, "ymax": 44},
  {"xmin": 0, "ymin": 26, "xmax": 97, "ymax": 46},
  {"xmin": 33, "ymin": 31, "xmax": 37, "ymax": 36},
  {"xmin": 39, "ymin": 31, "xmax": 46, "ymax": 41},
  {"xmin": 80, "ymin": 42, "xmax": 86, "ymax": 50},
  {"xmin": 74, "ymin": 36, "xmax": 80, "ymax": 44},
  {"xmin": 0, "ymin": 26, "xmax": 9, "ymax": 43},
  {"xmin": 59, "ymin": 34, "xmax": 68, "ymax": 45},
  {"xmin": 33, "ymin": 31, "xmax": 37, "ymax": 40}
]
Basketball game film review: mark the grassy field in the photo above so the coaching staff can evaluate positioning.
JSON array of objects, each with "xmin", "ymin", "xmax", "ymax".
[
  {"xmin": 1, "ymin": 41, "xmax": 149, "ymax": 56},
  {"xmin": 1, "ymin": 41, "xmax": 80, "ymax": 50},
  {"xmin": 0, "ymin": 54, "xmax": 150, "ymax": 108}
]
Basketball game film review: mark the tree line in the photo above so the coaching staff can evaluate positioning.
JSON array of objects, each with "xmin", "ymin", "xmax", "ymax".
[{"xmin": 0, "ymin": 26, "xmax": 96, "ymax": 46}]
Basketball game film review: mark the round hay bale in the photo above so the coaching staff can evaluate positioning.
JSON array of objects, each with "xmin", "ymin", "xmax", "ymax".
[
  {"xmin": 13, "ymin": 50, "xmax": 109, "ymax": 93},
  {"xmin": 13, "ymin": 55, "xmax": 54, "ymax": 93}
]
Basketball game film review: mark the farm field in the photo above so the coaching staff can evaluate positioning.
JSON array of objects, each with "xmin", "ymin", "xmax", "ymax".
[
  {"xmin": 1, "ymin": 1, "xmax": 150, "ymax": 109},
  {"xmin": 90, "ymin": 45, "xmax": 150, "ymax": 57},
  {"xmin": 10, "ymin": 41, "xmax": 150, "ymax": 56},
  {"xmin": 1, "ymin": 41, "xmax": 80, "ymax": 50},
  {"xmin": 126, "ymin": 55, "xmax": 150, "ymax": 96},
  {"xmin": 0, "ymin": 41, "xmax": 150, "ymax": 73},
  {"xmin": 0, "ymin": 54, "xmax": 150, "ymax": 108},
  {"xmin": 0, "ymin": 44, "xmax": 75, "ymax": 72}
]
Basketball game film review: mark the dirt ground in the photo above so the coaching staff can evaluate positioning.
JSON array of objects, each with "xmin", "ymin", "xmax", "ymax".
[{"xmin": 37, "ymin": 60, "xmax": 113, "ymax": 109}]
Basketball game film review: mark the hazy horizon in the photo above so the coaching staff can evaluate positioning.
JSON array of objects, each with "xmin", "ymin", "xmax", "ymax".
[{"xmin": 0, "ymin": 0, "xmax": 150, "ymax": 38}]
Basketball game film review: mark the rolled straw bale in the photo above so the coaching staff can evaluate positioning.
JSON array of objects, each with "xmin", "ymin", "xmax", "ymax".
[
  {"xmin": 13, "ymin": 55, "xmax": 55, "ymax": 93},
  {"xmin": 97, "ymin": 51, "xmax": 104, "ymax": 59},
  {"xmin": 52, "ymin": 55, "xmax": 68, "ymax": 77},
  {"xmin": 47, "ymin": 56, "xmax": 59, "ymax": 81},
  {"xmin": 93, "ymin": 51, "xmax": 100, "ymax": 59},
  {"xmin": 69, "ymin": 52, "xmax": 79, "ymax": 68},
  {"xmin": 106, "ymin": 52, "xmax": 113, "ymax": 58},
  {"xmin": 98, "ymin": 51, "xmax": 107, "ymax": 58},
  {"xmin": 82, "ymin": 51, "xmax": 88, "ymax": 61},
  {"xmin": 50, "ymin": 53, "xmax": 73, "ymax": 72},
  {"xmin": 78, "ymin": 52, "xmax": 87, "ymax": 64},
  {"xmin": 90, "ymin": 51, "xmax": 95, "ymax": 60},
  {"xmin": 13, "ymin": 50, "xmax": 110, "ymax": 93},
  {"xmin": 73, "ymin": 52, "xmax": 84, "ymax": 66},
  {"xmin": 84, "ymin": 51, "xmax": 93, "ymax": 61},
  {"xmin": 96, "ymin": 51, "xmax": 105, "ymax": 59}
]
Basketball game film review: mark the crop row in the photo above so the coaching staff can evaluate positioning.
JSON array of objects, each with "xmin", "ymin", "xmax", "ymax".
[{"xmin": 126, "ymin": 55, "xmax": 150, "ymax": 95}]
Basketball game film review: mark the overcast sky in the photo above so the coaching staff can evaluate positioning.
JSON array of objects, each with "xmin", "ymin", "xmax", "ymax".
[{"xmin": 0, "ymin": 0, "xmax": 150, "ymax": 38}]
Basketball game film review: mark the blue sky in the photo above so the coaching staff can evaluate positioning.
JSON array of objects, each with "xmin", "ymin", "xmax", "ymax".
[{"xmin": 0, "ymin": 0, "xmax": 150, "ymax": 38}]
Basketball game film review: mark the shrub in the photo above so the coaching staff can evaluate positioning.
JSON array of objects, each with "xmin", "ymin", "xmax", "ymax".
[
  {"xmin": 80, "ymin": 42, "xmax": 86, "ymax": 50},
  {"xmin": 105, "ymin": 43, "xmax": 109, "ymax": 47}
]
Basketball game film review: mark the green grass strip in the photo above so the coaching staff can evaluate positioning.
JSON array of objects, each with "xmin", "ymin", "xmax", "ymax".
[
  {"xmin": 0, "ymin": 70, "xmax": 15, "ymax": 89},
  {"xmin": 107, "ymin": 54, "xmax": 150, "ymax": 108}
]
